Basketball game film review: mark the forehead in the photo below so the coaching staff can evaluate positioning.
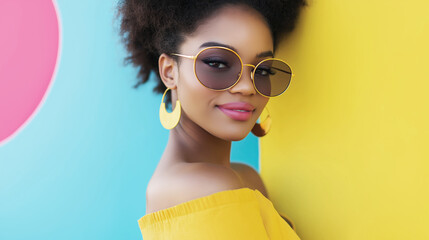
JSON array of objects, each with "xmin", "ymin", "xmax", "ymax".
[{"xmin": 180, "ymin": 4, "xmax": 273, "ymax": 60}]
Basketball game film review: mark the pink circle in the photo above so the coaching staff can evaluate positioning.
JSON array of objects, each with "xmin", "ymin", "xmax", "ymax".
[{"xmin": 0, "ymin": 0, "xmax": 60, "ymax": 145}]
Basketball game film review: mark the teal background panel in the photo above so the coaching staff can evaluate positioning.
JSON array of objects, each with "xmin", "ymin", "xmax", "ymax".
[{"xmin": 0, "ymin": 0, "xmax": 259, "ymax": 239}]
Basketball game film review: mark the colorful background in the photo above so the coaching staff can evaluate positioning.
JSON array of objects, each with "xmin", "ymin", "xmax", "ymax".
[
  {"xmin": 1, "ymin": 0, "xmax": 428, "ymax": 240},
  {"xmin": 262, "ymin": 0, "xmax": 429, "ymax": 239},
  {"xmin": 0, "ymin": 0, "xmax": 258, "ymax": 239}
]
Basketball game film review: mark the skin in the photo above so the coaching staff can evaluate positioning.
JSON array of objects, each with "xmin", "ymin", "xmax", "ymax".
[{"xmin": 146, "ymin": 4, "xmax": 273, "ymax": 214}]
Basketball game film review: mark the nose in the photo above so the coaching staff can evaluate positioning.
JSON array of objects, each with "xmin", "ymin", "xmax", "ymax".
[{"xmin": 228, "ymin": 64, "xmax": 257, "ymax": 96}]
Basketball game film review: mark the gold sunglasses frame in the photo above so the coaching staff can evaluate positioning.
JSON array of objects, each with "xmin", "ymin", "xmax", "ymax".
[{"xmin": 169, "ymin": 46, "xmax": 295, "ymax": 98}]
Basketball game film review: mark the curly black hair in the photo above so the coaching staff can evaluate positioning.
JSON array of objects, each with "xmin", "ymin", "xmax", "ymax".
[{"xmin": 116, "ymin": 0, "xmax": 307, "ymax": 105}]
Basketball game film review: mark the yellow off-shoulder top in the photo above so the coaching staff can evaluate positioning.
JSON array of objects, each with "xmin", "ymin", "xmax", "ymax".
[{"xmin": 138, "ymin": 187, "xmax": 300, "ymax": 240}]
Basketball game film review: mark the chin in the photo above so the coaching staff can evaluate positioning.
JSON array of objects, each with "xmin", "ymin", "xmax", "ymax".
[
  {"xmin": 212, "ymin": 128, "xmax": 252, "ymax": 142},
  {"xmin": 227, "ymin": 134, "xmax": 249, "ymax": 142}
]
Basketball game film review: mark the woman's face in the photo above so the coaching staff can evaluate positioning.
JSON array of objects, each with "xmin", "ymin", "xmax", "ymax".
[{"xmin": 174, "ymin": 4, "xmax": 273, "ymax": 141}]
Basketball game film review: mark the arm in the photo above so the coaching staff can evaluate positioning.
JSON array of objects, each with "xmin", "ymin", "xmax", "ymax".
[
  {"xmin": 231, "ymin": 162, "xmax": 270, "ymax": 199},
  {"xmin": 231, "ymin": 163, "xmax": 297, "ymax": 231}
]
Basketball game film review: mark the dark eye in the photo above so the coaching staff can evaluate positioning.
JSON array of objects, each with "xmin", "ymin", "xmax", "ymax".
[
  {"xmin": 255, "ymin": 67, "xmax": 275, "ymax": 76},
  {"xmin": 202, "ymin": 58, "xmax": 229, "ymax": 69}
]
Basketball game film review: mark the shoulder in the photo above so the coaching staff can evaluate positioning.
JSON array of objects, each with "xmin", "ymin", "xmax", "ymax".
[
  {"xmin": 146, "ymin": 162, "xmax": 245, "ymax": 214},
  {"xmin": 231, "ymin": 162, "xmax": 270, "ymax": 199}
]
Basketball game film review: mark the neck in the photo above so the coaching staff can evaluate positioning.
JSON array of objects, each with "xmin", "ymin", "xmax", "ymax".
[{"xmin": 161, "ymin": 112, "xmax": 232, "ymax": 168}]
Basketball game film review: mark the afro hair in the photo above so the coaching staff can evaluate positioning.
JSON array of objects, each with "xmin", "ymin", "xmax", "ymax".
[{"xmin": 116, "ymin": 0, "xmax": 306, "ymax": 104}]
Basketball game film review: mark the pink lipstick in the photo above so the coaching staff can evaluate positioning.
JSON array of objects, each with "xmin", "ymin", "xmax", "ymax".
[{"xmin": 216, "ymin": 102, "xmax": 255, "ymax": 121}]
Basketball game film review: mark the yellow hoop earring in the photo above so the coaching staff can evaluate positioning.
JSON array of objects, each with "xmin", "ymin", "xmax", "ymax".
[
  {"xmin": 251, "ymin": 107, "xmax": 271, "ymax": 137},
  {"xmin": 159, "ymin": 88, "xmax": 181, "ymax": 129}
]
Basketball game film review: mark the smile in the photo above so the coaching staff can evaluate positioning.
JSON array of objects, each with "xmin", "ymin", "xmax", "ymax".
[{"xmin": 216, "ymin": 102, "xmax": 255, "ymax": 121}]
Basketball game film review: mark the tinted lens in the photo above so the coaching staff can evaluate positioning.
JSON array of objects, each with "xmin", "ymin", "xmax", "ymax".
[
  {"xmin": 195, "ymin": 48, "xmax": 242, "ymax": 90},
  {"xmin": 253, "ymin": 59, "xmax": 292, "ymax": 97}
]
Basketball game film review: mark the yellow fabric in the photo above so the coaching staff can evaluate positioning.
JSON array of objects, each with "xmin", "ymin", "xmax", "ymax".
[{"xmin": 138, "ymin": 187, "xmax": 300, "ymax": 240}]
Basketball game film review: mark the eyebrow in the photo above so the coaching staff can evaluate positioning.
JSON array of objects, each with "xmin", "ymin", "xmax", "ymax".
[{"xmin": 199, "ymin": 41, "xmax": 274, "ymax": 58}]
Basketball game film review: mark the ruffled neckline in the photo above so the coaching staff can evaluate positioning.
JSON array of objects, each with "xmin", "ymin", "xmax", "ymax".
[
  {"xmin": 138, "ymin": 187, "xmax": 296, "ymax": 231},
  {"xmin": 138, "ymin": 187, "xmax": 261, "ymax": 227}
]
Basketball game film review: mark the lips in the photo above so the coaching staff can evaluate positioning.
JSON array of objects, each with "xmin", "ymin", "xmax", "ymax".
[{"xmin": 216, "ymin": 102, "xmax": 255, "ymax": 121}]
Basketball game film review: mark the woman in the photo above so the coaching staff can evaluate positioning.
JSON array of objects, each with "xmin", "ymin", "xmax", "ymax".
[{"xmin": 117, "ymin": 0, "xmax": 306, "ymax": 239}]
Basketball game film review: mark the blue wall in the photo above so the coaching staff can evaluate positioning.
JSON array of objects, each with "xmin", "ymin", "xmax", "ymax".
[{"xmin": 0, "ymin": 1, "xmax": 259, "ymax": 239}]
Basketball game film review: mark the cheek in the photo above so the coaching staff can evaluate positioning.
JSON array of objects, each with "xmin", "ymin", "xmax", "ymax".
[
  {"xmin": 253, "ymin": 96, "xmax": 270, "ymax": 120},
  {"xmin": 177, "ymin": 65, "xmax": 217, "ymax": 116}
]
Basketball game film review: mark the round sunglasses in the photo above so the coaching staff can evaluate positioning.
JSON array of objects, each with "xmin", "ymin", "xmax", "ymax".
[{"xmin": 169, "ymin": 46, "xmax": 294, "ymax": 97}]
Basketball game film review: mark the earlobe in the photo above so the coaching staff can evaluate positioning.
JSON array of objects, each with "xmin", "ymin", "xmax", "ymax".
[{"xmin": 158, "ymin": 53, "xmax": 178, "ymax": 90}]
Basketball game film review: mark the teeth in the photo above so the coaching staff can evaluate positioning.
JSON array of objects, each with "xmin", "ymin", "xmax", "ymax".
[{"xmin": 233, "ymin": 109, "xmax": 249, "ymax": 112}]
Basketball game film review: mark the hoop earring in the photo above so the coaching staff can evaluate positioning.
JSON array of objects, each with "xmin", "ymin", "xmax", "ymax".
[
  {"xmin": 251, "ymin": 107, "xmax": 271, "ymax": 137},
  {"xmin": 159, "ymin": 88, "xmax": 181, "ymax": 129}
]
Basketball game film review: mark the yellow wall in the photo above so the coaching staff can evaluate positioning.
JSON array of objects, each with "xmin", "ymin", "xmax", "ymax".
[{"xmin": 261, "ymin": 0, "xmax": 429, "ymax": 239}]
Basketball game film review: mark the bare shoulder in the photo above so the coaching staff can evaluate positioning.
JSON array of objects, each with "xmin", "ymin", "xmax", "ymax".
[
  {"xmin": 146, "ymin": 162, "xmax": 245, "ymax": 214},
  {"xmin": 231, "ymin": 162, "xmax": 270, "ymax": 199}
]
